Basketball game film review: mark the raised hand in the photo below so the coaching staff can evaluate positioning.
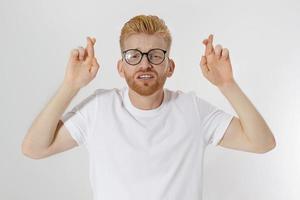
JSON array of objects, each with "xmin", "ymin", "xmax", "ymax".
[
  {"xmin": 63, "ymin": 36, "xmax": 100, "ymax": 90},
  {"xmin": 200, "ymin": 34, "xmax": 234, "ymax": 88}
]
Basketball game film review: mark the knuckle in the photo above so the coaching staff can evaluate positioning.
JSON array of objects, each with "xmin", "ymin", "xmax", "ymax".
[
  {"xmin": 77, "ymin": 46, "xmax": 84, "ymax": 52},
  {"xmin": 71, "ymin": 49, "xmax": 77, "ymax": 53}
]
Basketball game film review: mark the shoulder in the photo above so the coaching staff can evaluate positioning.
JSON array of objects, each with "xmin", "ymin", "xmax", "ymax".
[
  {"xmin": 93, "ymin": 87, "xmax": 123, "ymax": 97},
  {"xmin": 92, "ymin": 87, "xmax": 125, "ymax": 105},
  {"xmin": 75, "ymin": 88, "xmax": 120, "ymax": 106},
  {"xmin": 165, "ymin": 88, "xmax": 201, "ymax": 111},
  {"xmin": 94, "ymin": 88, "xmax": 118, "ymax": 96},
  {"xmin": 166, "ymin": 88, "xmax": 216, "ymax": 113},
  {"xmin": 166, "ymin": 88, "xmax": 199, "ymax": 103}
]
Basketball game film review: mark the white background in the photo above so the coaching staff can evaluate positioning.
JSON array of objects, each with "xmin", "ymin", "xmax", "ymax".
[{"xmin": 1, "ymin": 0, "xmax": 299, "ymax": 199}]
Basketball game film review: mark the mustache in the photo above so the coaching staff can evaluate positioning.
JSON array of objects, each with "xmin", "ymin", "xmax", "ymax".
[{"xmin": 135, "ymin": 69, "xmax": 157, "ymax": 75}]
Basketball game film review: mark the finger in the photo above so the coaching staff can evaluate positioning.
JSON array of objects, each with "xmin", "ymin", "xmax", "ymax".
[
  {"xmin": 89, "ymin": 57, "xmax": 100, "ymax": 75},
  {"xmin": 78, "ymin": 46, "xmax": 85, "ymax": 61},
  {"xmin": 214, "ymin": 44, "xmax": 223, "ymax": 59},
  {"xmin": 221, "ymin": 48, "xmax": 229, "ymax": 61},
  {"xmin": 205, "ymin": 34, "xmax": 214, "ymax": 56},
  {"xmin": 86, "ymin": 36, "xmax": 95, "ymax": 58},
  {"xmin": 70, "ymin": 49, "xmax": 79, "ymax": 60},
  {"xmin": 200, "ymin": 55, "xmax": 209, "ymax": 74},
  {"xmin": 91, "ymin": 37, "xmax": 96, "ymax": 44}
]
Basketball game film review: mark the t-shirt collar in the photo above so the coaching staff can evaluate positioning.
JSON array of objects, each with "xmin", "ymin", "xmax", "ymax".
[{"xmin": 122, "ymin": 86, "xmax": 168, "ymax": 117}]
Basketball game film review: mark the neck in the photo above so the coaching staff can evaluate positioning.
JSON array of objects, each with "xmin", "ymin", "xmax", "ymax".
[{"xmin": 128, "ymin": 88, "xmax": 164, "ymax": 110}]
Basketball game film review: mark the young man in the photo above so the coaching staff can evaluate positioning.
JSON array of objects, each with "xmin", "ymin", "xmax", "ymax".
[{"xmin": 22, "ymin": 15, "xmax": 276, "ymax": 200}]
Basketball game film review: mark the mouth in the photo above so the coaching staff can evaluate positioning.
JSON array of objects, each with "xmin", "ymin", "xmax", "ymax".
[{"xmin": 136, "ymin": 73, "xmax": 155, "ymax": 80}]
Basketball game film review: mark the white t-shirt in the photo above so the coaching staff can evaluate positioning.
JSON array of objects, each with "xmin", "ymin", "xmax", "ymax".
[{"xmin": 62, "ymin": 86, "xmax": 234, "ymax": 200}]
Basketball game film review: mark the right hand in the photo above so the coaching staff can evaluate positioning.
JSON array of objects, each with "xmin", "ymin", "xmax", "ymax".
[{"xmin": 63, "ymin": 36, "xmax": 100, "ymax": 90}]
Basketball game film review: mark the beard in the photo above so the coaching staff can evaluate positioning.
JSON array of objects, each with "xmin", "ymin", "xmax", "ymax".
[{"xmin": 124, "ymin": 69, "xmax": 167, "ymax": 96}]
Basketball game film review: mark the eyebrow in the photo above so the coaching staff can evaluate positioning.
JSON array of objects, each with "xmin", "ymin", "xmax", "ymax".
[{"xmin": 132, "ymin": 47, "xmax": 165, "ymax": 51}]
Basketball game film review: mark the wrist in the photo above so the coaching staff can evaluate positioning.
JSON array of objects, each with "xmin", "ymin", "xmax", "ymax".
[
  {"xmin": 61, "ymin": 81, "xmax": 81, "ymax": 95},
  {"xmin": 217, "ymin": 79, "xmax": 238, "ymax": 91}
]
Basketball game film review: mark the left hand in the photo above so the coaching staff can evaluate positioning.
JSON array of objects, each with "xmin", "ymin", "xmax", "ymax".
[{"xmin": 200, "ymin": 34, "xmax": 235, "ymax": 88}]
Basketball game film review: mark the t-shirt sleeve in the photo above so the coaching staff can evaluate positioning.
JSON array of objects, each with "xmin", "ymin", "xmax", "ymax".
[
  {"xmin": 61, "ymin": 91, "xmax": 98, "ymax": 147},
  {"xmin": 195, "ymin": 96, "xmax": 235, "ymax": 146}
]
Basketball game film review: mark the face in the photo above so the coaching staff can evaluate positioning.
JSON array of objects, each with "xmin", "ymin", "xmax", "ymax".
[{"xmin": 117, "ymin": 33, "xmax": 175, "ymax": 96}]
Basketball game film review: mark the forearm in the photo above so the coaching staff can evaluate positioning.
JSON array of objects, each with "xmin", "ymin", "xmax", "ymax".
[
  {"xmin": 218, "ymin": 80, "xmax": 276, "ymax": 148},
  {"xmin": 22, "ymin": 82, "xmax": 80, "ymax": 155}
]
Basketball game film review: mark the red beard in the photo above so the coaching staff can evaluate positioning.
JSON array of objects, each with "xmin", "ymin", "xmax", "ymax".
[{"xmin": 124, "ymin": 70, "xmax": 167, "ymax": 96}]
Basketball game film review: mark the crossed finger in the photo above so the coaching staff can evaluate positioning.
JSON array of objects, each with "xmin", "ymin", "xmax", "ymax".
[
  {"xmin": 86, "ymin": 36, "xmax": 96, "ymax": 59},
  {"xmin": 203, "ymin": 34, "xmax": 214, "ymax": 56},
  {"xmin": 202, "ymin": 35, "xmax": 230, "ymax": 60}
]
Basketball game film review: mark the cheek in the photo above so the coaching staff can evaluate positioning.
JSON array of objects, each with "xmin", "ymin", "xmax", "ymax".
[
  {"xmin": 124, "ymin": 68, "xmax": 137, "ymax": 79},
  {"xmin": 158, "ymin": 69, "xmax": 167, "ymax": 76},
  {"xmin": 160, "ymin": 66, "xmax": 169, "ymax": 75},
  {"xmin": 123, "ymin": 66, "xmax": 133, "ymax": 74}
]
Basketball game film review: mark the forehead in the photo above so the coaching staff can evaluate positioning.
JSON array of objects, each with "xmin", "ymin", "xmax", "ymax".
[{"xmin": 123, "ymin": 33, "xmax": 167, "ymax": 51}]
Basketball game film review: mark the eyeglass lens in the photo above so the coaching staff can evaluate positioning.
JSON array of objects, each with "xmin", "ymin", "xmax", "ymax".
[{"xmin": 124, "ymin": 49, "xmax": 165, "ymax": 65}]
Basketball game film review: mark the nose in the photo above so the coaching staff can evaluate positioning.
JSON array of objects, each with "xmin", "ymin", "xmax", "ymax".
[{"xmin": 138, "ymin": 54, "xmax": 153, "ymax": 69}]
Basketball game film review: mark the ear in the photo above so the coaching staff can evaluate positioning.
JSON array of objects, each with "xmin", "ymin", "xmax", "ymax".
[
  {"xmin": 117, "ymin": 59, "xmax": 125, "ymax": 78},
  {"xmin": 166, "ymin": 58, "xmax": 175, "ymax": 77}
]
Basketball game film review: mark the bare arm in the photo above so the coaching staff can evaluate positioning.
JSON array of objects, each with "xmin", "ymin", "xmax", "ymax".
[
  {"xmin": 22, "ymin": 36, "xmax": 100, "ymax": 159},
  {"xmin": 22, "ymin": 83, "xmax": 79, "ymax": 159},
  {"xmin": 200, "ymin": 34, "xmax": 276, "ymax": 153},
  {"xmin": 218, "ymin": 81, "xmax": 276, "ymax": 153}
]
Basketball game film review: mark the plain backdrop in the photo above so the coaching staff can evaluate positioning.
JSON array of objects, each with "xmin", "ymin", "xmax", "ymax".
[{"xmin": 1, "ymin": 0, "xmax": 299, "ymax": 199}]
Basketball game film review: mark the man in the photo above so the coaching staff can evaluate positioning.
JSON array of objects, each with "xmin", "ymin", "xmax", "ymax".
[{"xmin": 22, "ymin": 15, "xmax": 276, "ymax": 200}]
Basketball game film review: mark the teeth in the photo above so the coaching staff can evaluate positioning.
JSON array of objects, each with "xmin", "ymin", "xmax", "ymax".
[{"xmin": 138, "ymin": 74, "xmax": 153, "ymax": 79}]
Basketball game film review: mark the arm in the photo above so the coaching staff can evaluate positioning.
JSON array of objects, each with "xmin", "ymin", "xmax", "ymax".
[
  {"xmin": 22, "ymin": 36, "xmax": 100, "ymax": 159},
  {"xmin": 218, "ymin": 80, "xmax": 276, "ymax": 153},
  {"xmin": 22, "ymin": 83, "xmax": 79, "ymax": 159},
  {"xmin": 200, "ymin": 34, "xmax": 276, "ymax": 153}
]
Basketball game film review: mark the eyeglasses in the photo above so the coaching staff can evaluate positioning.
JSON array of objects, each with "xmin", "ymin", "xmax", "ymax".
[{"xmin": 122, "ymin": 48, "xmax": 167, "ymax": 66}]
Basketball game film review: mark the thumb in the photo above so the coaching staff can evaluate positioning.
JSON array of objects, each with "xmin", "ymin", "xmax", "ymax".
[
  {"xmin": 89, "ymin": 57, "xmax": 100, "ymax": 76},
  {"xmin": 200, "ymin": 55, "xmax": 209, "ymax": 74}
]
